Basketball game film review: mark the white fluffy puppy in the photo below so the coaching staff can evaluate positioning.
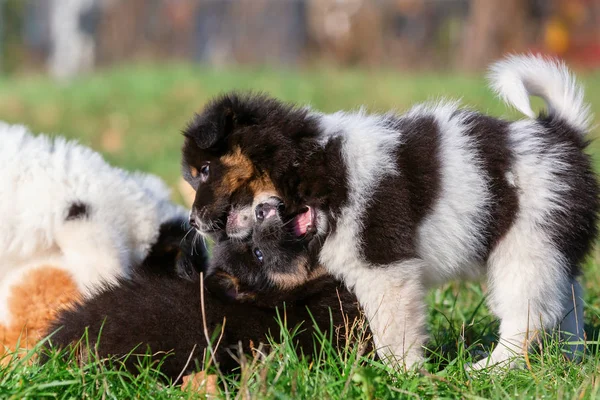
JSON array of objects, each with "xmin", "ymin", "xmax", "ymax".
[{"xmin": 0, "ymin": 123, "xmax": 186, "ymax": 330}]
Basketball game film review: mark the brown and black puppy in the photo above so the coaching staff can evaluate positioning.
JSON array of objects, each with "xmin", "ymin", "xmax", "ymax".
[
  {"xmin": 44, "ymin": 219, "xmax": 363, "ymax": 382},
  {"xmin": 205, "ymin": 201, "xmax": 325, "ymax": 303}
]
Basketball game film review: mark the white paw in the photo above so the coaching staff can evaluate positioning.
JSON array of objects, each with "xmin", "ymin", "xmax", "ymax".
[{"xmin": 467, "ymin": 354, "xmax": 521, "ymax": 371}]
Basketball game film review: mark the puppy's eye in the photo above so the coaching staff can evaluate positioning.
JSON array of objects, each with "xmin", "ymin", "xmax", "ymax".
[
  {"xmin": 200, "ymin": 164, "xmax": 210, "ymax": 182},
  {"xmin": 253, "ymin": 248, "xmax": 264, "ymax": 264}
]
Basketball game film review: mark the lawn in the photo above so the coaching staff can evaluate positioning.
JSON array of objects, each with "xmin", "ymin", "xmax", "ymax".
[{"xmin": 1, "ymin": 64, "xmax": 600, "ymax": 399}]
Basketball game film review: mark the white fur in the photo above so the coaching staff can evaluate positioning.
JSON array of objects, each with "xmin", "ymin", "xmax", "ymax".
[
  {"xmin": 488, "ymin": 54, "xmax": 592, "ymax": 132},
  {"xmin": 470, "ymin": 119, "xmax": 584, "ymax": 369},
  {"xmin": 412, "ymin": 102, "xmax": 490, "ymax": 285},
  {"xmin": 316, "ymin": 110, "xmax": 409, "ymax": 361},
  {"xmin": 316, "ymin": 110, "xmax": 401, "ymax": 293},
  {"xmin": 0, "ymin": 123, "xmax": 186, "ymax": 326},
  {"xmin": 352, "ymin": 260, "xmax": 427, "ymax": 368},
  {"xmin": 311, "ymin": 55, "xmax": 592, "ymax": 369}
]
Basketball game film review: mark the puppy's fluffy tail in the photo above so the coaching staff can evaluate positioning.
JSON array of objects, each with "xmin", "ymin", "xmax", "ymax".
[{"xmin": 488, "ymin": 54, "xmax": 592, "ymax": 134}]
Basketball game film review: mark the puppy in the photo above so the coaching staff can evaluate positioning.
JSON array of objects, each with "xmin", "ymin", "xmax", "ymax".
[
  {"xmin": 181, "ymin": 55, "xmax": 599, "ymax": 369},
  {"xmin": 206, "ymin": 201, "xmax": 325, "ymax": 300},
  {"xmin": 0, "ymin": 216, "xmax": 203, "ymax": 360},
  {"xmin": 45, "ymin": 224, "xmax": 363, "ymax": 381},
  {"xmin": 0, "ymin": 125, "xmax": 188, "ymax": 356},
  {"xmin": 0, "ymin": 124, "xmax": 188, "ymax": 294}
]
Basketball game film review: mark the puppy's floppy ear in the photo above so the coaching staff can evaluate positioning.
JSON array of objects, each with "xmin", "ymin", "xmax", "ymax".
[
  {"xmin": 205, "ymin": 271, "xmax": 256, "ymax": 303},
  {"xmin": 184, "ymin": 95, "xmax": 238, "ymax": 150},
  {"xmin": 138, "ymin": 220, "xmax": 187, "ymax": 276}
]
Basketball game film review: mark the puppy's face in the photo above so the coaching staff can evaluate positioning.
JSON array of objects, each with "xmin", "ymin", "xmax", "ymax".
[
  {"xmin": 206, "ymin": 200, "xmax": 325, "ymax": 302},
  {"xmin": 181, "ymin": 92, "xmax": 319, "ymax": 239},
  {"xmin": 182, "ymin": 143, "xmax": 276, "ymax": 237},
  {"xmin": 250, "ymin": 196, "xmax": 329, "ymax": 260}
]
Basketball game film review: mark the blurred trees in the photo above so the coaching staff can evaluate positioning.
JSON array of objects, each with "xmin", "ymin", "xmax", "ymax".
[
  {"xmin": 459, "ymin": 0, "xmax": 528, "ymax": 71},
  {"xmin": 0, "ymin": 0, "xmax": 598, "ymax": 77}
]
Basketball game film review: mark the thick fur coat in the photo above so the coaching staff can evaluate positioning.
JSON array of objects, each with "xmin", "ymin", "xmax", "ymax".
[
  {"xmin": 181, "ymin": 55, "xmax": 599, "ymax": 369},
  {"xmin": 0, "ymin": 124, "xmax": 187, "ymax": 355},
  {"xmin": 45, "ymin": 224, "xmax": 363, "ymax": 381}
]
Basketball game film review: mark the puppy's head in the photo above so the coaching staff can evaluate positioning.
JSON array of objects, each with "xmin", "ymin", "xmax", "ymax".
[
  {"xmin": 181, "ymin": 92, "xmax": 319, "ymax": 238},
  {"xmin": 206, "ymin": 200, "xmax": 325, "ymax": 302}
]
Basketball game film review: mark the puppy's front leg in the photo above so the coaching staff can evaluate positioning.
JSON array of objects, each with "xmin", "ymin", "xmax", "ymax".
[{"xmin": 352, "ymin": 259, "xmax": 428, "ymax": 370}]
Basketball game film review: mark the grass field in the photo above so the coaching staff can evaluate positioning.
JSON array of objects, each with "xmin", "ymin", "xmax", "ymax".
[{"xmin": 1, "ymin": 64, "xmax": 600, "ymax": 399}]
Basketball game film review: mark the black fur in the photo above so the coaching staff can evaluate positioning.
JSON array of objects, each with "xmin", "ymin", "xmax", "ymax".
[
  {"xmin": 45, "ymin": 214, "xmax": 364, "ymax": 382},
  {"xmin": 65, "ymin": 202, "xmax": 89, "ymax": 221},
  {"xmin": 208, "ymin": 206, "xmax": 324, "ymax": 298},
  {"xmin": 536, "ymin": 115, "xmax": 599, "ymax": 276},
  {"xmin": 136, "ymin": 218, "xmax": 208, "ymax": 280},
  {"xmin": 459, "ymin": 112, "xmax": 518, "ymax": 260},
  {"xmin": 45, "ymin": 275, "xmax": 361, "ymax": 382},
  {"xmin": 359, "ymin": 116, "xmax": 441, "ymax": 265},
  {"xmin": 181, "ymin": 92, "xmax": 348, "ymax": 233}
]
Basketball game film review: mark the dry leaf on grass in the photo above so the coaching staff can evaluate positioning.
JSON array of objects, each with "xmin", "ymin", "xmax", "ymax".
[{"xmin": 181, "ymin": 371, "xmax": 219, "ymax": 396}]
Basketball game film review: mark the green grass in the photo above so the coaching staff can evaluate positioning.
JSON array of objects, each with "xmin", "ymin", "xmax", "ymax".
[{"xmin": 1, "ymin": 64, "xmax": 600, "ymax": 398}]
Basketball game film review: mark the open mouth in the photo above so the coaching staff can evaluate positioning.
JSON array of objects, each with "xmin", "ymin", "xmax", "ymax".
[{"xmin": 291, "ymin": 206, "xmax": 316, "ymax": 237}]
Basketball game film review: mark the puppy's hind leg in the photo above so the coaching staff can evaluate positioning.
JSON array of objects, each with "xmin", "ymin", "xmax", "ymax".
[
  {"xmin": 559, "ymin": 277, "xmax": 585, "ymax": 361},
  {"xmin": 351, "ymin": 259, "xmax": 428, "ymax": 370},
  {"xmin": 471, "ymin": 225, "xmax": 571, "ymax": 370}
]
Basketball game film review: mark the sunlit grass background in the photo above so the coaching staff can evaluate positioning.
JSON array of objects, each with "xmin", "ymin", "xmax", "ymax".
[{"xmin": 1, "ymin": 65, "xmax": 600, "ymax": 398}]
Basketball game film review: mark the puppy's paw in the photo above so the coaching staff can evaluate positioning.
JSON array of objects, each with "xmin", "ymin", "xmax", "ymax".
[{"xmin": 467, "ymin": 353, "xmax": 522, "ymax": 372}]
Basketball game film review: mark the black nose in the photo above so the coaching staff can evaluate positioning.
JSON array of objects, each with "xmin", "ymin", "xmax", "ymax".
[
  {"xmin": 189, "ymin": 216, "xmax": 198, "ymax": 229},
  {"xmin": 255, "ymin": 203, "xmax": 268, "ymax": 222}
]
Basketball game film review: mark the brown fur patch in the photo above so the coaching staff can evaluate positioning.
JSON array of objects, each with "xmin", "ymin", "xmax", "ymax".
[
  {"xmin": 219, "ymin": 147, "xmax": 276, "ymax": 197},
  {"xmin": 212, "ymin": 271, "xmax": 258, "ymax": 301},
  {"xmin": 248, "ymin": 174, "xmax": 277, "ymax": 196},
  {"xmin": 268, "ymin": 260, "xmax": 327, "ymax": 290},
  {"xmin": 190, "ymin": 166, "xmax": 199, "ymax": 178},
  {"xmin": 0, "ymin": 266, "xmax": 81, "ymax": 361}
]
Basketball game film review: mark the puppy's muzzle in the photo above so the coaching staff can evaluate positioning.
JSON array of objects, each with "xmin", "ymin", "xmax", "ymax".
[{"xmin": 255, "ymin": 197, "xmax": 284, "ymax": 223}]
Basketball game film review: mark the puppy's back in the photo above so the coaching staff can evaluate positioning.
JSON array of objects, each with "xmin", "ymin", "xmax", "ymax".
[{"xmin": 45, "ymin": 275, "xmax": 365, "ymax": 381}]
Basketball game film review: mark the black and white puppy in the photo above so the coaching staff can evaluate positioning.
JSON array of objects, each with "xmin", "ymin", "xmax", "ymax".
[{"xmin": 182, "ymin": 55, "xmax": 599, "ymax": 369}]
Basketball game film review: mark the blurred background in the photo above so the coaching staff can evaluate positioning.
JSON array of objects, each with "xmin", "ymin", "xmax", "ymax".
[
  {"xmin": 0, "ymin": 0, "xmax": 599, "ymax": 204},
  {"xmin": 1, "ymin": 0, "xmax": 600, "ymax": 77}
]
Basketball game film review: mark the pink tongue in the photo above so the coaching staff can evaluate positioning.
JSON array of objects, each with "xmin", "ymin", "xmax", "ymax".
[
  {"xmin": 293, "ymin": 210, "xmax": 311, "ymax": 236},
  {"xmin": 264, "ymin": 208, "xmax": 277, "ymax": 220}
]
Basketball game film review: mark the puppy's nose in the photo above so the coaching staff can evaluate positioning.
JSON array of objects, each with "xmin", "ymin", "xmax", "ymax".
[{"xmin": 255, "ymin": 203, "xmax": 279, "ymax": 222}]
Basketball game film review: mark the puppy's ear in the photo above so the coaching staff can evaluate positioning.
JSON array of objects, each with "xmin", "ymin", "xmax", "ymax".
[
  {"xmin": 184, "ymin": 97, "xmax": 237, "ymax": 150},
  {"xmin": 205, "ymin": 271, "xmax": 256, "ymax": 303},
  {"xmin": 138, "ymin": 220, "xmax": 187, "ymax": 277}
]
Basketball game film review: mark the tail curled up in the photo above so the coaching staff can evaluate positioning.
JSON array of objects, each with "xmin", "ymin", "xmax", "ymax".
[{"xmin": 488, "ymin": 54, "xmax": 592, "ymax": 134}]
